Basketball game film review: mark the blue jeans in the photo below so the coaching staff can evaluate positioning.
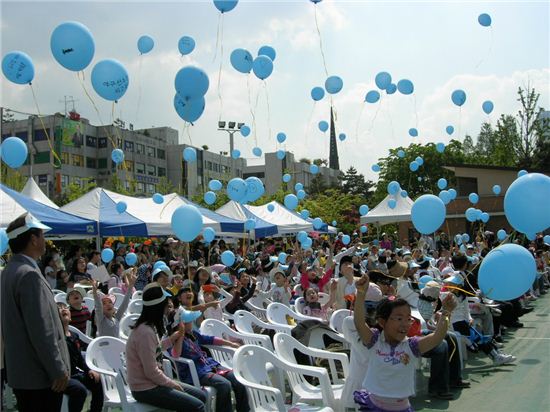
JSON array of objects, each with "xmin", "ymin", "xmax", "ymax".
[
  {"xmin": 200, "ymin": 371, "xmax": 249, "ymax": 412},
  {"xmin": 132, "ymin": 383, "xmax": 206, "ymax": 412},
  {"xmin": 422, "ymin": 332, "xmax": 462, "ymax": 393}
]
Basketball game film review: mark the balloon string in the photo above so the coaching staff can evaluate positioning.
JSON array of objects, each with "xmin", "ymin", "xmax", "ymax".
[
  {"xmin": 29, "ymin": 84, "xmax": 62, "ymax": 168},
  {"xmin": 213, "ymin": 12, "xmax": 222, "ymax": 63},
  {"xmin": 111, "ymin": 102, "xmax": 127, "ymax": 172},
  {"xmin": 217, "ymin": 13, "xmax": 225, "ymax": 122},
  {"xmin": 475, "ymin": 27, "xmax": 493, "ymax": 69},
  {"xmin": 314, "ymin": 5, "xmax": 329, "ymax": 77},
  {"xmin": 264, "ymin": 80, "xmax": 272, "ymax": 141},
  {"xmin": 385, "ymin": 97, "xmax": 395, "ymax": 142},
  {"xmin": 253, "ymin": 81, "xmax": 262, "ymax": 147},
  {"xmin": 458, "ymin": 106, "xmax": 462, "ymax": 139},
  {"xmin": 135, "ymin": 54, "xmax": 143, "ymax": 123},
  {"xmin": 355, "ymin": 104, "xmax": 365, "ymax": 143},
  {"xmin": 368, "ymin": 100, "xmax": 382, "ymax": 133},
  {"xmin": 247, "ymin": 74, "xmax": 258, "ymax": 147},
  {"xmin": 413, "ymin": 95, "xmax": 419, "ymax": 131},
  {"xmin": 304, "ymin": 103, "xmax": 316, "ymax": 146},
  {"xmin": 186, "ymin": 122, "xmax": 193, "ymax": 146}
]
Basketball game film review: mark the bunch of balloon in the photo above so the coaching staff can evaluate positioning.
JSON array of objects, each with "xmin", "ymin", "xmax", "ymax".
[{"xmin": 174, "ymin": 66, "xmax": 209, "ymax": 128}]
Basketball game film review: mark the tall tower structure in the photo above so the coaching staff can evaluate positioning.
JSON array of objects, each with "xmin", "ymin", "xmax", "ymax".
[{"xmin": 329, "ymin": 106, "xmax": 340, "ymax": 170}]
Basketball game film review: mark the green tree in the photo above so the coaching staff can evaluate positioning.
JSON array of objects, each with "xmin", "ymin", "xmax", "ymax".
[
  {"xmin": 156, "ymin": 176, "xmax": 175, "ymax": 194},
  {"xmin": 474, "ymin": 122, "xmax": 496, "ymax": 161},
  {"xmin": 532, "ymin": 112, "xmax": 550, "ymax": 171},
  {"xmin": 108, "ymin": 174, "xmax": 129, "ymax": 195},
  {"xmin": 299, "ymin": 158, "xmax": 311, "ymax": 165},
  {"xmin": 492, "ymin": 115, "xmax": 520, "ymax": 166},
  {"xmin": 58, "ymin": 178, "xmax": 97, "ymax": 206},
  {"xmin": 308, "ymin": 174, "xmax": 327, "ymax": 195},
  {"xmin": 191, "ymin": 190, "xmax": 229, "ymax": 211},
  {"xmin": 339, "ymin": 166, "xmax": 374, "ymax": 199},
  {"xmin": 0, "ymin": 163, "xmax": 26, "ymax": 191},
  {"xmin": 515, "ymin": 87, "xmax": 546, "ymax": 168}
]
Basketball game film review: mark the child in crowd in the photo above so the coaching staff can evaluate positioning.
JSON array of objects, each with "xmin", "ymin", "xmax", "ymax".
[
  {"xmin": 67, "ymin": 287, "xmax": 91, "ymax": 334},
  {"xmin": 202, "ymin": 285, "xmax": 225, "ymax": 321},
  {"xmin": 269, "ymin": 269, "xmax": 292, "ymax": 307},
  {"xmin": 354, "ymin": 274, "xmax": 457, "ymax": 412},
  {"xmin": 302, "ymin": 280, "xmax": 337, "ymax": 322}
]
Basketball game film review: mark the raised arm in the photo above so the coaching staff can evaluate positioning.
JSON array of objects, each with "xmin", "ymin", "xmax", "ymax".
[
  {"xmin": 417, "ymin": 294, "xmax": 457, "ymax": 354},
  {"xmin": 354, "ymin": 274, "xmax": 375, "ymax": 345}
]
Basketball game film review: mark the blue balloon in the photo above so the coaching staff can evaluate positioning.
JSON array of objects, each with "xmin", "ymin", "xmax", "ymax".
[
  {"xmin": 504, "ymin": 173, "xmax": 550, "ymax": 235},
  {"xmin": 297, "ymin": 231, "xmax": 308, "ymax": 243},
  {"xmin": 313, "ymin": 217, "xmax": 324, "ymax": 230},
  {"xmin": 437, "ymin": 178, "xmax": 447, "ymax": 190},
  {"xmin": 111, "ymin": 149, "xmax": 124, "ymax": 165},
  {"xmin": 388, "ymin": 199, "xmax": 397, "ymax": 209},
  {"xmin": 276, "ymin": 132, "xmax": 287, "ymax": 143},
  {"xmin": 481, "ymin": 212, "xmax": 490, "ymax": 223},
  {"xmin": 101, "ymin": 248, "xmax": 114, "ymax": 263},
  {"xmin": 448, "ymin": 188, "xmax": 457, "ymax": 200},
  {"xmin": 282, "ymin": 174, "xmax": 291, "ymax": 183},
  {"xmin": 183, "ymin": 147, "xmax": 197, "ymax": 162},
  {"xmin": 397, "ymin": 79, "xmax": 414, "ymax": 95},
  {"xmin": 371, "ymin": 164, "xmax": 380, "ymax": 172},
  {"xmin": 1, "ymin": 137, "xmax": 28, "ymax": 168},
  {"xmin": 252, "ymin": 55, "xmax": 273, "ymax": 80},
  {"xmin": 482, "ymin": 100, "xmax": 494, "ymax": 114},
  {"xmin": 0, "ymin": 229, "xmax": 7, "ymax": 255},
  {"xmin": 318, "ymin": 121, "xmax": 329, "ymax": 132},
  {"xmin": 492, "ymin": 184, "xmax": 501, "ymax": 195},
  {"xmin": 178, "ymin": 36, "xmax": 196, "ymax": 55},
  {"xmin": 252, "ymin": 147, "xmax": 262, "ymax": 157},
  {"xmin": 342, "ymin": 235, "xmax": 351, "ymax": 245},
  {"xmin": 300, "ymin": 209, "xmax": 310, "ymax": 219},
  {"xmin": 174, "ymin": 94, "xmax": 205, "ymax": 123},
  {"xmin": 415, "ymin": 156, "xmax": 424, "ymax": 166},
  {"xmin": 245, "ymin": 219, "xmax": 256, "ymax": 231},
  {"xmin": 479, "ymin": 244, "xmax": 536, "ymax": 301},
  {"xmin": 411, "ymin": 194, "xmax": 446, "ymax": 234},
  {"xmin": 244, "ymin": 176, "xmax": 264, "ymax": 202},
  {"xmin": 387, "ymin": 181, "xmax": 400, "ymax": 195},
  {"xmin": 137, "ymin": 35, "xmax": 154, "ymax": 54},
  {"xmin": 365, "ymin": 90, "xmax": 380, "ymax": 103},
  {"xmin": 50, "ymin": 21, "xmax": 95, "ymax": 71},
  {"xmin": 419, "ymin": 275, "xmax": 434, "ymax": 290},
  {"xmin": 397, "ymin": 150, "xmax": 405, "ymax": 158},
  {"xmin": 276, "ymin": 150, "xmax": 286, "ymax": 160},
  {"xmin": 436, "ymin": 142, "xmax": 446, "ymax": 153},
  {"xmin": 301, "ymin": 237, "xmax": 313, "ymax": 249},
  {"xmin": 153, "ymin": 193, "xmax": 164, "ymax": 204},
  {"xmin": 451, "ymin": 89, "xmax": 467, "ymax": 107},
  {"xmin": 276, "ymin": 252, "xmax": 287, "ymax": 264},
  {"xmin": 325, "ymin": 75, "xmax": 343, "ymax": 94},
  {"xmin": 91, "ymin": 59, "xmax": 129, "ymax": 101},
  {"xmin": 401, "ymin": 190, "xmax": 408, "ymax": 198},
  {"xmin": 439, "ymin": 190, "xmax": 451, "ymax": 205},
  {"xmin": 297, "ymin": 189, "xmax": 306, "ymax": 200},
  {"xmin": 331, "ymin": 220, "xmax": 337, "ymax": 226},
  {"xmin": 360, "ymin": 225, "xmax": 367, "ymax": 233},
  {"xmin": 125, "ymin": 253, "xmax": 138, "ymax": 266},
  {"xmin": 497, "ymin": 229, "xmax": 507, "ymax": 241},
  {"xmin": 518, "ymin": 169, "xmax": 527, "ymax": 177},
  {"xmin": 153, "ymin": 261, "xmax": 168, "ymax": 271},
  {"xmin": 544, "ymin": 235, "xmax": 550, "ymax": 245},
  {"xmin": 203, "ymin": 227, "xmax": 216, "ymax": 243},
  {"xmin": 175, "ymin": 66, "xmax": 209, "ymax": 101},
  {"xmin": 258, "ymin": 45, "xmax": 276, "ymax": 61},
  {"xmin": 230, "ymin": 48, "xmax": 253, "ymax": 73},
  {"xmin": 446, "ymin": 125, "xmax": 454, "ymax": 135},
  {"xmin": 267, "ymin": 203, "xmax": 275, "ymax": 212},
  {"xmin": 171, "ymin": 204, "xmax": 203, "ymax": 241},
  {"xmin": 455, "ymin": 234, "xmax": 462, "ymax": 245},
  {"xmin": 386, "ymin": 83, "xmax": 397, "ymax": 95},
  {"xmin": 478, "ymin": 13, "xmax": 492, "ymax": 27},
  {"xmin": 409, "ymin": 128, "xmax": 418, "ymax": 137},
  {"xmin": 295, "ymin": 183, "xmax": 304, "ymax": 191},
  {"xmin": 227, "ymin": 178, "xmax": 248, "ymax": 202},
  {"xmin": 375, "ymin": 72, "xmax": 392, "ymax": 90},
  {"xmin": 2, "ymin": 51, "xmax": 34, "ymax": 84},
  {"xmin": 310, "ymin": 164, "xmax": 319, "ymax": 174},
  {"xmin": 468, "ymin": 193, "xmax": 479, "ymax": 204},
  {"xmin": 339, "ymin": 133, "xmax": 346, "ymax": 141},
  {"xmin": 311, "ymin": 87, "xmax": 325, "ymax": 101},
  {"xmin": 359, "ymin": 204, "xmax": 369, "ymax": 216},
  {"xmin": 214, "ymin": 0, "xmax": 239, "ymax": 13},
  {"xmin": 209, "ymin": 179, "xmax": 222, "ymax": 191},
  {"xmin": 231, "ymin": 149, "xmax": 241, "ymax": 159},
  {"xmin": 409, "ymin": 161, "xmax": 419, "ymax": 171},
  {"xmin": 475, "ymin": 209, "xmax": 483, "ymax": 221},
  {"xmin": 240, "ymin": 125, "xmax": 251, "ymax": 136},
  {"xmin": 204, "ymin": 191, "xmax": 217, "ymax": 205},
  {"xmin": 284, "ymin": 194, "xmax": 299, "ymax": 210},
  {"xmin": 116, "ymin": 201, "xmax": 127, "ymax": 214},
  {"xmin": 465, "ymin": 207, "xmax": 477, "ymax": 222},
  {"xmin": 221, "ymin": 250, "xmax": 236, "ymax": 266}
]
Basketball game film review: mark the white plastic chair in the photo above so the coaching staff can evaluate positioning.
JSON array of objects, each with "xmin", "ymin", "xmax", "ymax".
[
  {"xmin": 69, "ymin": 325, "xmax": 92, "ymax": 345},
  {"xmin": 293, "ymin": 295, "xmax": 330, "ymax": 316},
  {"xmin": 233, "ymin": 310, "xmax": 292, "ymax": 336},
  {"xmin": 273, "ymin": 333, "xmax": 347, "ymax": 410},
  {"xmin": 131, "ymin": 291, "xmax": 143, "ymax": 300},
  {"xmin": 111, "ymin": 293, "xmax": 126, "ymax": 309},
  {"xmin": 109, "ymin": 287, "xmax": 124, "ymax": 295},
  {"xmin": 329, "ymin": 309, "xmax": 352, "ymax": 334},
  {"xmin": 244, "ymin": 296, "xmax": 270, "ymax": 322},
  {"xmin": 233, "ymin": 345, "xmax": 334, "ymax": 412},
  {"xmin": 54, "ymin": 293, "xmax": 68, "ymax": 304},
  {"xmin": 119, "ymin": 314, "xmax": 139, "ymax": 340},
  {"xmin": 127, "ymin": 299, "xmax": 143, "ymax": 315},
  {"xmin": 83, "ymin": 296, "xmax": 95, "ymax": 312},
  {"xmin": 85, "ymin": 337, "xmax": 157, "ymax": 412},
  {"xmin": 51, "ymin": 288, "xmax": 65, "ymax": 295},
  {"xmin": 266, "ymin": 302, "xmax": 318, "ymax": 326}
]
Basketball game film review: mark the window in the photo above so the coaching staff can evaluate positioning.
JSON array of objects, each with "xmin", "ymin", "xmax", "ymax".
[
  {"xmin": 146, "ymin": 183, "xmax": 155, "ymax": 193},
  {"xmin": 137, "ymin": 182, "xmax": 145, "ymax": 193},
  {"xmin": 157, "ymin": 149, "xmax": 166, "ymax": 160},
  {"xmin": 86, "ymin": 157, "xmax": 96, "ymax": 169},
  {"xmin": 158, "ymin": 167, "xmax": 166, "ymax": 177},
  {"xmin": 86, "ymin": 135, "xmax": 97, "ymax": 147},
  {"xmin": 207, "ymin": 161, "xmax": 213, "ymax": 171},
  {"xmin": 61, "ymin": 152, "xmax": 69, "ymax": 165},
  {"xmin": 124, "ymin": 141, "xmax": 134, "ymax": 152},
  {"xmin": 124, "ymin": 180, "xmax": 130, "ymax": 191},
  {"xmin": 61, "ymin": 175, "xmax": 69, "ymax": 188},
  {"xmin": 33, "ymin": 151, "xmax": 50, "ymax": 164},
  {"xmin": 243, "ymin": 172, "xmax": 265, "ymax": 179},
  {"xmin": 98, "ymin": 158, "xmax": 107, "ymax": 169},
  {"xmin": 457, "ymin": 177, "xmax": 478, "ymax": 197},
  {"xmin": 16, "ymin": 131, "xmax": 28, "ymax": 142},
  {"xmin": 136, "ymin": 143, "xmax": 145, "ymax": 154},
  {"xmin": 98, "ymin": 138, "xmax": 108, "ymax": 148},
  {"xmin": 117, "ymin": 138, "xmax": 123, "ymax": 147},
  {"xmin": 146, "ymin": 146, "xmax": 155, "ymax": 157},
  {"xmin": 147, "ymin": 164, "xmax": 156, "ymax": 176},
  {"xmin": 136, "ymin": 162, "xmax": 145, "ymax": 174},
  {"xmin": 38, "ymin": 175, "xmax": 48, "ymax": 184},
  {"xmin": 125, "ymin": 160, "xmax": 134, "ymax": 172},
  {"xmin": 71, "ymin": 154, "xmax": 84, "ymax": 167},
  {"xmin": 34, "ymin": 129, "xmax": 49, "ymax": 142}
]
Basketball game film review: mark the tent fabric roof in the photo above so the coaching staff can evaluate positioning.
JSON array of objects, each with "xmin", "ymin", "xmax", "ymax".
[
  {"xmin": 1, "ymin": 184, "xmax": 97, "ymax": 236},
  {"xmin": 360, "ymin": 194, "xmax": 414, "ymax": 225},
  {"xmin": 215, "ymin": 201, "xmax": 279, "ymax": 238},
  {"xmin": 20, "ymin": 178, "xmax": 59, "ymax": 209}
]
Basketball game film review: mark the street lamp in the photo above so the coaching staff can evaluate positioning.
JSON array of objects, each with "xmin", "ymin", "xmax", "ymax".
[{"xmin": 217, "ymin": 120, "xmax": 244, "ymax": 162}]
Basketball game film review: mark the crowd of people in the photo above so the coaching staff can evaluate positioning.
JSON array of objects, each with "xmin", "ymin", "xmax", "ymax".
[{"xmin": 2, "ymin": 212, "xmax": 549, "ymax": 412}]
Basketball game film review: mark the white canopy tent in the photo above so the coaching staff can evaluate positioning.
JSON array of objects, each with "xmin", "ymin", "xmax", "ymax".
[
  {"xmin": 20, "ymin": 178, "xmax": 59, "ymax": 209},
  {"xmin": 360, "ymin": 194, "xmax": 414, "ymax": 225}
]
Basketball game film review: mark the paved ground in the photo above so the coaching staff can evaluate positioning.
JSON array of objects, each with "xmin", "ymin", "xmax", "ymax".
[{"xmin": 411, "ymin": 294, "xmax": 550, "ymax": 412}]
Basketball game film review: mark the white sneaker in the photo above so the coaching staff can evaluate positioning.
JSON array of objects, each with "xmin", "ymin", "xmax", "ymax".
[
  {"xmin": 492, "ymin": 340, "xmax": 504, "ymax": 348},
  {"xmin": 493, "ymin": 353, "xmax": 516, "ymax": 365}
]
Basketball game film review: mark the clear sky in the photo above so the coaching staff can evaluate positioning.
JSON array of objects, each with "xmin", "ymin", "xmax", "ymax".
[{"xmin": 2, "ymin": 0, "xmax": 549, "ymax": 179}]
